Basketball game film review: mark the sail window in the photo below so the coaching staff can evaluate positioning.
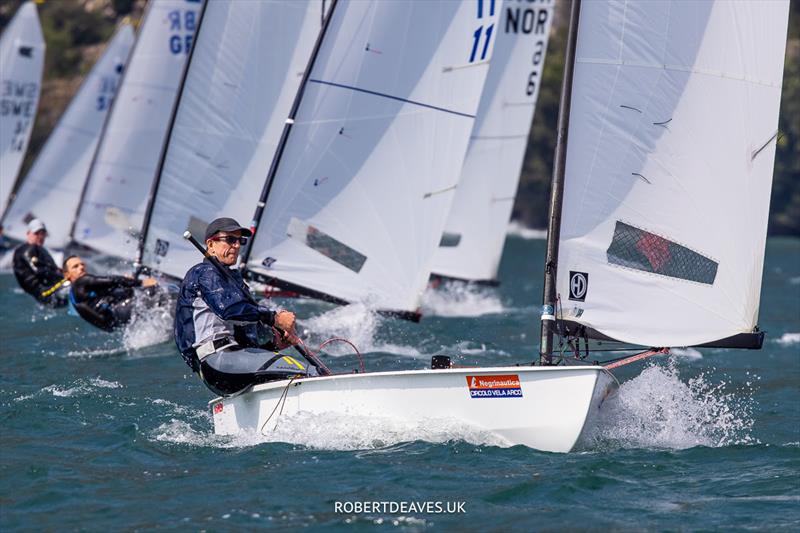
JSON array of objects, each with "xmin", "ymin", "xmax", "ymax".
[
  {"xmin": 606, "ymin": 221, "xmax": 718, "ymax": 285},
  {"xmin": 288, "ymin": 218, "xmax": 366, "ymax": 273},
  {"xmin": 187, "ymin": 215, "xmax": 209, "ymax": 242},
  {"xmin": 439, "ymin": 232, "xmax": 461, "ymax": 247}
]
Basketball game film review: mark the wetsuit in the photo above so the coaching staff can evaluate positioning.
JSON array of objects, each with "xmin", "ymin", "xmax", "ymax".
[
  {"xmin": 12, "ymin": 243, "xmax": 67, "ymax": 307},
  {"xmin": 69, "ymin": 274, "xmax": 143, "ymax": 331},
  {"xmin": 175, "ymin": 259, "xmax": 314, "ymax": 396}
]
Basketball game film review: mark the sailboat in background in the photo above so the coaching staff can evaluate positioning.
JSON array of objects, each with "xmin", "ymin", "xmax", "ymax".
[
  {"xmin": 539, "ymin": 0, "xmax": 789, "ymax": 361},
  {"xmin": 431, "ymin": 0, "xmax": 554, "ymax": 285},
  {"xmin": 69, "ymin": 0, "xmax": 202, "ymax": 262},
  {"xmin": 138, "ymin": 0, "xmax": 329, "ymax": 281},
  {"xmin": 1, "ymin": 24, "xmax": 134, "ymax": 251},
  {"xmin": 242, "ymin": 0, "xmax": 495, "ymax": 319},
  {"xmin": 0, "ymin": 1, "xmax": 44, "ymax": 216}
]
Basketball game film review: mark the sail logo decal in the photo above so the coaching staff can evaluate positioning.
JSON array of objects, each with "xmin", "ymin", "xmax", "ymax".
[
  {"xmin": 569, "ymin": 271, "xmax": 588, "ymax": 301},
  {"xmin": 466, "ymin": 374, "xmax": 523, "ymax": 398}
]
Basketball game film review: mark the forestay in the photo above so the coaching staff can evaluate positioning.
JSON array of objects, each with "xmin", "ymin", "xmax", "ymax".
[
  {"xmin": 2, "ymin": 26, "xmax": 134, "ymax": 249},
  {"xmin": 246, "ymin": 0, "xmax": 497, "ymax": 315},
  {"xmin": 71, "ymin": 0, "xmax": 202, "ymax": 261},
  {"xmin": 555, "ymin": 0, "xmax": 789, "ymax": 347},
  {"xmin": 432, "ymin": 0, "xmax": 553, "ymax": 283},
  {"xmin": 0, "ymin": 2, "xmax": 44, "ymax": 214},
  {"xmin": 140, "ymin": 0, "xmax": 327, "ymax": 279}
]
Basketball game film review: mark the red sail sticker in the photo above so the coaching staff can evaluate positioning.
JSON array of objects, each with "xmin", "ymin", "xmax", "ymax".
[
  {"xmin": 213, "ymin": 403, "xmax": 223, "ymax": 414},
  {"xmin": 466, "ymin": 374, "xmax": 523, "ymax": 398}
]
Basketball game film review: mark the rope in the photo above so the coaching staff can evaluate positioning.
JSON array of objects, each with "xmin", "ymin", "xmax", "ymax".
[
  {"xmin": 602, "ymin": 347, "xmax": 669, "ymax": 370},
  {"xmin": 260, "ymin": 375, "xmax": 299, "ymax": 435}
]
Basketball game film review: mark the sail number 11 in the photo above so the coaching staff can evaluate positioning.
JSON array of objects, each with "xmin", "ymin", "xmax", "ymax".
[{"xmin": 469, "ymin": 0, "xmax": 496, "ymax": 63}]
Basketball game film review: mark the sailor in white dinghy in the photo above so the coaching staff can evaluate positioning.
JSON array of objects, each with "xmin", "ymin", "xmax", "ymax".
[{"xmin": 174, "ymin": 217, "xmax": 316, "ymax": 396}]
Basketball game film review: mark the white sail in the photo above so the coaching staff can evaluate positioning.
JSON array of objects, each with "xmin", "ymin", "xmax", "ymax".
[
  {"xmin": 432, "ymin": 0, "xmax": 553, "ymax": 283},
  {"xmin": 246, "ymin": 0, "xmax": 498, "ymax": 315},
  {"xmin": 71, "ymin": 0, "xmax": 203, "ymax": 261},
  {"xmin": 2, "ymin": 25, "xmax": 134, "ymax": 249},
  {"xmin": 140, "ymin": 0, "xmax": 327, "ymax": 280},
  {"xmin": 555, "ymin": 0, "xmax": 789, "ymax": 347},
  {"xmin": 0, "ymin": 2, "xmax": 44, "ymax": 214}
]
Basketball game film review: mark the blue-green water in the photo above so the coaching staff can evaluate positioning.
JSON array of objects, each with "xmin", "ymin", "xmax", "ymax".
[{"xmin": 1, "ymin": 235, "xmax": 798, "ymax": 531}]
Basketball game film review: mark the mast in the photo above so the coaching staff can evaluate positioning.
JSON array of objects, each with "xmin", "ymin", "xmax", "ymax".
[
  {"xmin": 240, "ymin": 0, "xmax": 339, "ymax": 266},
  {"xmin": 136, "ymin": 0, "xmax": 209, "ymax": 270},
  {"xmin": 539, "ymin": 0, "xmax": 581, "ymax": 365},
  {"xmin": 68, "ymin": 2, "xmax": 154, "ymax": 247}
]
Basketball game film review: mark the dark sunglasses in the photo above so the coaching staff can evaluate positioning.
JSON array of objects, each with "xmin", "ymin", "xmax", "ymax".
[{"xmin": 210, "ymin": 235, "xmax": 248, "ymax": 246}]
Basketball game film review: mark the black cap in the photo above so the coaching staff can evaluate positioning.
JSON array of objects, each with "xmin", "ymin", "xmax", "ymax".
[{"xmin": 204, "ymin": 217, "xmax": 253, "ymax": 241}]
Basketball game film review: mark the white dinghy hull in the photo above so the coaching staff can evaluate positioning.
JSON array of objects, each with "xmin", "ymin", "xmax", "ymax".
[{"xmin": 211, "ymin": 365, "xmax": 617, "ymax": 453}]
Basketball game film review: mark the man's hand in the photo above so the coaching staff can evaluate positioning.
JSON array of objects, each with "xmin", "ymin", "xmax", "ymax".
[
  {"xmin": 274, "ymin": 310, "xmax": 296, "ymax": 332},
  {"xmin": 141, "ymin": 277, "xmax": 158, "ymax": 288}
]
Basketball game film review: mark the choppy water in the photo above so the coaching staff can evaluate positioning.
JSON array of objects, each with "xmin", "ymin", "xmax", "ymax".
[{"xmin": 1, "ymin": 236, "xmax": 798, "ymax": 531}]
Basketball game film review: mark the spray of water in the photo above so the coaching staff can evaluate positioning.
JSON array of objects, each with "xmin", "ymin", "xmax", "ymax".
[
  {"xmin": 420, "ymin": 282, "xmax": 504, "ymax": 317},
  {"xmin": 122, "ymin": 289, "xmax": 175, "ymax": 351},
  {"xmin": 585, "ymin": 358, "xmax": 757, "ymax": 450},
  {"xmin": 298, "ymin": 304, "xmax": 422, "ymax": 358}
]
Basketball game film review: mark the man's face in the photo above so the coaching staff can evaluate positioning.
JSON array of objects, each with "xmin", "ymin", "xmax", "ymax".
[
  {"xmin": 27, "ymin": 229, "xmax": 46, "ymax": 246},
  {"xmin": 64, "ymin": 257, "xmax": 87, "ymax": 282},
  {"xmin": 206, "ymin": 231, "xmax": 245, "ymax": 266}
]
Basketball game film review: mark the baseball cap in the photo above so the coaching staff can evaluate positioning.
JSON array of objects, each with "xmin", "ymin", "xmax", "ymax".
[
  {"xmin": 204, "ymin": 217, "xmax": 253, "ymax": 241},
  {"xmin": 27, "ymin": 219, "xmax": 47, "ymax": 234}
]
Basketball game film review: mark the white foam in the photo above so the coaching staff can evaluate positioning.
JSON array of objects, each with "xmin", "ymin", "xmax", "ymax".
[
  {"xmin": 39, "ymin": 377, "xmax": 122, "ymax": 398},
  {"xmin": 670, "ymin": 347, "xmax": 703, "ymax": 360},
  {"xmin": 775, "ymin": 332, "xmax": 800, "ymax": 346},
  {"xmin": 122, "ymin": 291, "xmax": 174, "ymax": 351},
  {"xmin": 151, "ymin": 411, "xmax": 509, "ymax": 451},
  {"xmin": 506, "ymin": 221, "xmax": 547, "ymax": 239},
  {"xmin": 586, "ymin": 359, "xmax": 757, "ymax": 450},
  {"xmin": 788, "ymin": 276, "xmax": 800, "ymax": 285},
  {"xmin": 421, "ymin": 282, "xmax": 504, "ymax": 317},
  {"xmin": 299, "ymin": 304, "xmax": 422, "ymax": 358}
]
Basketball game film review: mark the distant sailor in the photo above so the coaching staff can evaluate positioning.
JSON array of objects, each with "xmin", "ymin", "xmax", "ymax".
[
  {"xmin": 12, "ymin": 219, "xmax": 67, "ymax": 307},
  {"xmin": 174, "ymin": 217, "xmax": 312, "ymax": 396},
  {"xmin": 63, "ymin": 255, "xmax": 158, "ymax": 331}
]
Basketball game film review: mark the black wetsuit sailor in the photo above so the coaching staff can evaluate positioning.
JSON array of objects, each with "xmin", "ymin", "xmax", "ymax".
[
  {"xmin": 12, "ymin": 219, "xmax": 67, "ymax": 307},
  {"xmin": 63, "ymin": 255, "xmax": 159, "ymax": 332}
]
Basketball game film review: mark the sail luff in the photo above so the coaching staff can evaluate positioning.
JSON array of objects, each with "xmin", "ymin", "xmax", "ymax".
[
  {"xmin": 540, "ymin": 0, "xmax": 581, "ymax": 364},
  {"xmin": 136, "ymin": 0, "xmax": 210, "ymax": 269}
]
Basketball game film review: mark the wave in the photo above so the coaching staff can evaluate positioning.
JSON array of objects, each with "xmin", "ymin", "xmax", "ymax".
[
  {"xmin": 15, "ymin": 377, "xmax": 122, "ymax": 401},
  {"xmin": 420, "ymin": 281, "xmax": 504, "ymax": 317},
  {"xmin": 584, "ymin": 358, "xmax": 757, "ymax": 450},
  {"xmin": 506, "ymin": 221, "xmax": 547, "ymax": 239},
  {"xmin": 775, "ymin": 332, "xmax": 800, "ymax": 346}
]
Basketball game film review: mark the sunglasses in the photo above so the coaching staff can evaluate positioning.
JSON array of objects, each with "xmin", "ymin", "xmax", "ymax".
[{"xmin": 210, "ymin": 235, "xmax": 248, "ymax": 246}]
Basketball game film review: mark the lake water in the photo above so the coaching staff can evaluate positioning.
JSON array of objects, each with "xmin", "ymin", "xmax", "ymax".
[{"xmin": 1, "ymin": 234, "xmax": 798, "ymax": 531}]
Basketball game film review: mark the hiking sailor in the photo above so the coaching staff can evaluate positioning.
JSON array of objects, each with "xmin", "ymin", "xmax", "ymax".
[
  {"xmin": 63, "ymin": 254, "xmax": 158, "ymax": 331},
  {"xmin": 174, "ymin": 217, "xmax": 314, "ymax": 396},
  {"xmin": 12, "ymin": 219, "xmax": 68, "ymax": 307}
]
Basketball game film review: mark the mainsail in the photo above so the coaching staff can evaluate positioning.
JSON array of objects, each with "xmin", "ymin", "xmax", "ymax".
[
  {"xmin": 2, "ymin": 25, "xmax": 134, "ymax": 249},
  {"xmin": 432, "ymin": 0, "xmax": 553, "ymax": 283},
  {"xmin": 543, "ymin": 0, "xmax": 789, "ymax": 351},
  {"xmin": 139, "ymin": 0, "xmax": 328, "ymax": 280},
  {"xmin": 0, "ymin": 1, "xmax": 44, "ymax": 215},
  {"xmin": 245, "ymin": 0, "xmax": 498, "ymax": 316},
  {"xmin": 71, "ymin": 0, "xmax": 203, "ymax": 261}
]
